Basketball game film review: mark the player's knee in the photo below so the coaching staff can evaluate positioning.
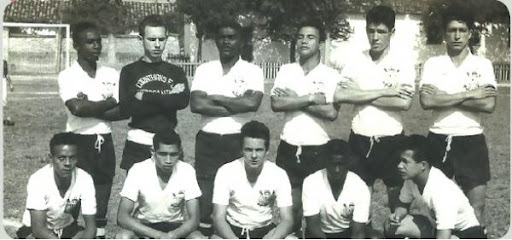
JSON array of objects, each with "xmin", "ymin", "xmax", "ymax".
[{"xmin": 115, "ymin": 229, "xmax": 136, "ymax": 239}]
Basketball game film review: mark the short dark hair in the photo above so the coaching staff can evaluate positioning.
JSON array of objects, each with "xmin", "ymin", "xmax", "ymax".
[
  {"xmin": 400, "ymin": 135, "xmax": 435, "ymax": 166},
  {"xmin": 71, "ymin": 21, "xmax": 100, "ymax": 44},
  {"xmin": 325, "ymin": 139, "xmax": 354, "ymax": 163},
  {"xmin": 153, "ymin": 131, "xmax": 182, "ymax": 150},
  {"xmin": 366, "ymin": 5, "xmax": 396, "ymax": 30},
  {"xmin": 297, "ymin": 19, "xmax": 326, "ymax": 42},
  {"xmin": 139, "ymin": 15, "xmax": 168, "ymax": 37},
  {"xmin": 50, "ymin": 132, "xmax": 79, "ymax": 155},
  {"xmin": 215, "ymin": 19, "xmax": 243, "ymax": 38},
  {"xmin": 241, "ymin": 121, "xmax": 270, "ymax": 150},
  {"xmin": 441, "ymin": 5, "xmax": 475, "ymax": 32}
]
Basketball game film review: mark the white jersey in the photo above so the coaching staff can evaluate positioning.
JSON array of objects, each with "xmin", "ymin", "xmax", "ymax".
[
  {"xmin": 271, "ymin": 63, "xmax": 341, "ymax": 146},
  {"xmin": 22, "ymin": 165, "xmax": 96, "ymax": 231},
  {"xmin": 399, "ymin": 167, "xmax": 480, "ymax": 231},
  {"xmin": 420, "ymin": 53, "xmax": 497, "ymax": 136},
  {"xmin": 190, "ymin": 58, "xmax": 264, "ymax": 134},
  {"xmin": 58, "ymin": 61, "xmax": 120, "ymax": 134},
  {"xmin": 212, "ymin": 158, "xmax": 293, "ymax": 229},
  {"xmin": 302, "ymin": 169, "xmax": 370, "ymax": 233},
  {"xmin": 341, "ymin": 50, "xmax": 415, "ymax": 136},
  {"xmin": 120, "ymin": 159, "xmax": 202, "ymax": 223}
]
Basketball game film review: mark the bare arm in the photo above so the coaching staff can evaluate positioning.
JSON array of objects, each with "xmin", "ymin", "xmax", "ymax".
[
  {"xmin": 189, "ymin": 91, "xmax": 232, "ymax": 117},
  {"xmin": 305, "ymin": 214, "xmax": 326, "ymax": 239},
  {"xmin": 117, "ymin": 197, "xmax": 166, "ymax": 239},
  {"xmin": 79, "ymin": 214, "xmax": 97, "ymax": 239},
  {"xmin": 303, "ymin": 103, "xmax": 340, "ymax": 121},
  {"xmin": 167, "ymin": 199, "xmax": 200, "ymax": 238},
  {"xmin": 30, "ymin": 210, "xmax": 59, "ymax": 239},
  {"xmin": 333, "ymin": 81, "xmax": 413, "ymax": 105},
  {"xmin": 97, "ymin": 105, "xmax": 129, "ymax": 121},
  {"xmin": 420, "ymin": 84, "xmax": 497, "ymax": 111},
  {"xmin": 371, "ymin": 95, "xmax": 413, "ymax": 111},
  {"xmin": 209, "ymin": 90, "xmax": 263, "ymax": 114},
  {"xmin": 263, "ymin": 206, "xmax": 294, "ymax": 239},
  {"xmin": 212, "ymin": 204, "xmax": 238, "ymax": 239},
  {"xmin": 270, "ymin": 87, "xmax": 326, "ymax": 112},
  {"xmin": 65, "ymin": 96, "xmax": 117, "ymax": 118}
]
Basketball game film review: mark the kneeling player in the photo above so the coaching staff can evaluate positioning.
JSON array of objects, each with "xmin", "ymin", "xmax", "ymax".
[
  {"xmin": 17, "ymin": 133, "xmax": 96, "ymax": 239},
  {"xmin": 116, "ymin": 131, "xmax": 202, "ymax": 239},
  {"xmin": 385, "ymin": 135, "xmax": 486, "ymax": 239},
  {"xmin": 212, "ymin": 121, "xmax": 294, "ymax": 239},
  {"xmin": 302, "ymin": 139, "xmax": 371, "ymax": 239}
]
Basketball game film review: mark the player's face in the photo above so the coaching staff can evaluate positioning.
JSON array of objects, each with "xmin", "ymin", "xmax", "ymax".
[
  {"xmin": 152, "ymin": 143, "xmax": 181, "ymax": 174},
  {"xmin": 215, "ymin": 27, "xmax": 243, "ymax": 60},
  {"xmin": 366, "ymin": 23, "xmax": 394, "ymax": 55},
  {"xmin": 242, "ymin": 137, "xmax": 268, "ymax": 171},
  {"xmin": 141, "ymin": 26, "xmax": 167, "ymax": 62},
  {"xmin": 296, "ymin": 26, "xmax": 321, "ymax": 59},
  {"xmin": 75, "ymin": 29, "xmax": 102, "ymax": 62},
  {"xmin": 444, "ymin": 20, "xmax": 471, "ymax": 53},
  {"xmin": 51, "ymin": 144, "xmax": 78, "ymax": 179},
  {"xmin": 326, "ymin": 154, "xmax": 349, "ymax": 181},
  {"xmin": 397, "ymin": 150, "xmax": 422, "ymax": 180}
]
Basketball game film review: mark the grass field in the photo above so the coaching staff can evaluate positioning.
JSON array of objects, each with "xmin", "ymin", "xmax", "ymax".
[{"xmin": 3, "ymin": 76, "xmax": 510, "ymax": 238}]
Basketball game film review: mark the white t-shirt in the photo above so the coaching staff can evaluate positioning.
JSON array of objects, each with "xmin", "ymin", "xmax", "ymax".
[
  {"xmin": 58, "ymin": 61, "xmax": 120, "ymax": 134},
  {"xmin": 271, "ymin": 63, "xmax": 341, "ymax": 146},
  {"xmin": 22, "ymin": 165, "xmax": 96, "ymax": 231},
  {"xmin": 120, "ymin": 159, "xmax": 202, "ymax": 223},
  {"xmin": 190, "ymin": 59, "xmax": 264, "ymax": 134},
  {"xmin": 302, "ymin": 170, "xmax": 370, "ymax": 233},
  {"xmin": 420, "ymin": 53, "xmax": 497, "ymax": 136},
  {"xmin": 212, "ymin": 158, "xmax": 293, "ymax": 229},
  {"xmin": 399, "ymin": 167, "xmax": 480, "ymax": 231},
  {"xmin": 341, "ymin": 50, "xmax": 415, "ymax": 137}
]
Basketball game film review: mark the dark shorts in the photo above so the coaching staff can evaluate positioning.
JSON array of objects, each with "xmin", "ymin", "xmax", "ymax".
[
  {"xmin": 385, "ymin": 214, "xmax": 434, "ymax": 239},
  {"xmin": 452, "ymin": 226, "xmax": 487, "ymax": 239},
  {"xmin": 195, "ymin": 130, "xmax": 242, "ymax": 224},
  {"xmin": 229, "ymin": 223, "xmax": 275, "ymax": 239},
  {"xmin": 75, "ymin": 133, "xmax": 115, "ymax": 185},
  {"xmin": 144, "ymin": 222, "xmax": 181, "ymax": 233},
  {"xmin": 120, "ymin": 140, "xmax": 152, "ymax": 170},
  {"xmin": 16, "ymin": 222, "xmax": 84, "ymax": 239},
  {"xmin": 348, "ymin": 131, "xmax": 404, "ymax": 187},
  {"xmin": 325, "ymin": 229, "xmax": 352, "ymax": 239},
  {"xmin": 275, "ymin": 140, "xmax": 327, "ymax": 189},
  {"xmin": 427, "ymin": 132, "xmax": 490, "ymax": 190}
]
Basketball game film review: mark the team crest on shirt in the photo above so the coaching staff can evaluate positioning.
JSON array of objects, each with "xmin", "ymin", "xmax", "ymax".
[
  {"xmin": 383, "ymin": 67, "xmax": 400, "ymax": 87},
  {"xmin": 339, "ymin": 202, "xmax": 355, "ymax": 219},
  {"xmin": 169, "ymin": 191, "xmax": 185, "ymax": 208},
  {"xmin": 231, "ymin": 75, "xmax": 248, "ymax": 97},
  {"xmin": 64, "ymin": 198, "xmax": 81, "ymax": 214},
  {"xmin": 257, "ymin": 190, "xmax": 276, "ymax": 206},
  {"xmin": 311, "ymin": 79, "xmax": 325, "ymax": 93},
  {"xmin": 464, "ymin": 70, "xmax": 481, "ymax": 91},
  {"xmin": 101, "ymin": 80, "xmax": 117, "ymax": 100}
]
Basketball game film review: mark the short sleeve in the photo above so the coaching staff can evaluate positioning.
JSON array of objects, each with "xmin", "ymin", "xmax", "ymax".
[
  {"xmin": 431, "ymin": 193, "xmax": 458, "ymax": 230},
  {"xmin": 25, "ymin": 174, "xmax": 47, "ymax": 211},
  {"xmin": 324, "ymin": 69, "xmax": 342, "ymax": 104},
  {"xmin": 419, "ymin": 58, "xmax": 435, "ymax": 87},
  {"xmin": 270, "ymin": 65, "xmax": 289, "ymax": 95},
  {"xmin": 79, "ymin": 172, "xmax": 97, "ymax": 215},
  {"xmin": 398, "ymin": 180, "xmax": 416, "ymax": 204},
  {"xmin": 119, "ymin": 166, "xmax": 141, "ymax": 202},
  {"xmin": 183, "ymin": 165, "xmax": 202, "ymax": 201},
  {"xmin": 275, "ymin": 170, "xmax": 292, "ymax": 208},
  {"xmin": 58, "ymin": 71, "xmax": 79, "ymax": 102},
  {"xmin": 302, "ymin": 175, "xmax": 321, "ymax": 217},
  {"xmin": 246, "ymin": 65, "xmax": 264, "ymax": 93},
  {"xmin": 478, "ymin": 58, "xmax": 497, "ymax": 88},
  {"xmin": 111, "ymin": 69, "xmax": 121, "ymax": 102},
  {"xmin": 351, "ymin": 176, "xmax": 371, "ymax": 223},
  {"xmin": 190, "ymin": 64, "xmax": 209, "ymax": 92},
  {"xmin": 399, "ymin": 60, "xmax": 416, "ymax": 86},
  {"xmin": 212, "ymin": 166, "xmax": 230, "ymax": 206}
]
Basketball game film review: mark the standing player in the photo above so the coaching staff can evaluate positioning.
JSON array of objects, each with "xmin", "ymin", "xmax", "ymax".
[
  {"xmin": 116, "ymin": 131, "xmax": 202, "ymax": 239},
  {"xmin": 419, "ymin": 6, "xmax": 497, "ymax": 228},
  {"xmin": 17, "ymin": 133, "xmax": 96, "ymax": 239},
  {"xmin": 270, "ymin": 20, "xmax": 341, "ymax": 236},
  {"xmin": 190, "ymin": 20, "xmax": 264, "ymax": 236},
  {"xmin": 57, "ymin": 21, "xmax": 121, "ymax": 239},
  {"xmin": 212, "ymin": 121, "xmax": 293, "ymax": 239},
  {"xmin": 385, "ymin": 135, "xmax": 485, "ymax": 239},
  {"xmin": 302, "ymin": 140, "xmax": 371, "ymax": 239},
  {"xmin": 119, "ymin": 15, "xmax": 190, "ymax": 171},
  {"xmin": 333, "ymin": 5, "xmax": 415, "ymax": 212},
  {"xmin": 3, "ymin": 59, "xmax": 14, "ymax": 126}
]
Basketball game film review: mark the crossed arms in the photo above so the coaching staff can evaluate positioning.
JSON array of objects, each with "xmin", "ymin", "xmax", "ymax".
[
  {"xmin": 419, "ymin": 84, "xmax": 497, "ymax": 113},
  {"xmin": 270, "ymin": 88, "xmax": 339, "ymax": 121},
  {"xmin": 190, "ymin": 90, "xmax": 263, "ymax": 117}
]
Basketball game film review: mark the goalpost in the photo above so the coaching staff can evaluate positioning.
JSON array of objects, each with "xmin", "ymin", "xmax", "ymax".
[{"xmin": 3, "ymin": 22, "xmax": 71, "ymax": 75}]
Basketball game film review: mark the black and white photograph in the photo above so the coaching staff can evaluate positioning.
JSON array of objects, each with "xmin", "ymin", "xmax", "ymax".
[{"xmin": 1, "ymin": 0, "xmax": 510, "ymax": 238}]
